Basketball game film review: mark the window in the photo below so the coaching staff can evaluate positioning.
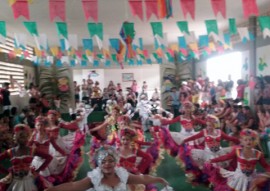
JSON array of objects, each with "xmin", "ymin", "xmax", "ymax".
[{"xmin": 0, "ymin": 61, "xmax": 25, "ymax": 95}]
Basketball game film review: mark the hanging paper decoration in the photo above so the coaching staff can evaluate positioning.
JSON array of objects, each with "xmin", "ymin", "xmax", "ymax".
[
  {"xmin": 238, "ymin": 27, "xmax": 250, "ymax": 42},
  {"xmin": 210, "ymin": 0, "xmax": 226, "ymax": 18},
  {"xmin": 242, "ymin": 0, "xmax": 258, "ymax": 19},
  {"xmin": 81, "ymin": 0, "xmax": 98, "ymax": 22},
  {"xmin": 8, "ymin": 0, "xmax": 33, "ymax": 6},
  {"xmin": 0, "ymin": 21, "xmax": 7, "ymax": 38},
  {"xmin": 109, "ymin": 38, "xmax": 120, "ymax": 52},
  {"xmin": 23, "ymin": 22, "xmax": 38, "ymax": 36},
  {"xmin": 87, "ymin": 23, "xmax": 103, "ymax": 40},
  {"xmin": 119, "ymin": 22, "xmax": 135, "ymax": 59},
  {"xmin": 258, "ymin": 16, "xmax": 270, "ymax": 38},
  {"xmin": 229, "ymin": 18, "xmax": 237, "ymax": 35},
  {"xmin": 83, "ymin": 38, "xmax": 93, "ymax": 51},
  {"xmin": 128, "ymin": 0, "xmax": 143, "ymax": 21},
  {"xmin": 34, "ymin": 34, "xmax": 48, "ymax": 50},
  {"xmin": 68, "ymin": 34, "xmax": 78, "ymax": 50},
  {"xmin": 177, "ymin": 21, "xmax": 189, "ymax": 34},
  {"xmin": 150, "ymin": 22, "xmax": 163, "ymax": 38},
  {"xmin": 55, "ymin": 22, "xmax": 68, "ymax": 39},
  {"xmin": 258, "ymin": 57, "xmax": 267, "ymax": 72},
  {"xmin": 199, "ymin": 35, "xmax": 209, "ymax": 47},
  {"xmin": 11, "ymin": 0, "xmax": 30, "ymax": 20},
  {"xmin": 157, "ymin": 0, "xmax": 173, "ymax": 19},
  {"xmin": 205, "ymin": 20, "xmax": 218, "ymax": 35},
  {"xmin": 49, "ymin": 0, "xmax": 66, "ymax": 22},
  {"xmin": 180, "ymin": 0, "xmax": 195, "ymax": 20},
  {"xmin": 14, "ymin": 33, "xmax": 27, "ymax": 48},
  {"xmin": 145, "ymin": 0, "xmax": 158, "ymax": 20}
]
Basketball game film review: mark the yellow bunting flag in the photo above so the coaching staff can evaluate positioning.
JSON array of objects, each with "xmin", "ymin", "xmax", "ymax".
[
  {"xmin": 189, "ymin": 43, "xmax": 198, "ymax": 51},
  {"xmin": 136, "ymin": 48, "xmax": 143, "ymax": 55},
  {"xmin": 85, "ymin": 49, "xmax": 92, "ymax": 56},
  {"xmin": 8, "ymin": 0, "xmax": 33, "ymax": 6},
  {"xmin": 102, "ymin": 49, "xmax": 111, "ymax": 59},
  {"xmin": 34, "ymin": 47, "xmax": 42, "ymax": 57},
  {"xmin": 170, "ymin": 44, "xmax": 179, "ymax": 52},
  {"xmin": 50, "ymin": 46, "xmax": 59, "ymax": 57},
  {"xmin": 209, "ymin": 42, "xmax": 216, "ymax": 51},
  {"xmin": 14, "ymin": 48, "xmax": 22, "ymax": 55},
  {"xmin": 156, "ymin": 47, "xmax": 163, "ymax": 57}
]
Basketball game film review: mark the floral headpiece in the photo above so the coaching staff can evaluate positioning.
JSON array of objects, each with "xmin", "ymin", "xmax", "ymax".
[
  {"xmin": 14, "ymin": 124, "xmax": 30, "ymax": 134},
  {"xmin": 117, "ymin": 115, "xmax": 130, "ymax": 124},
  {"xmin": 47, "ymin": 110, "xmax": 58, "ymax": 116},
  {"xmin": 35, "ymin": 116, "xmax": 45, "ymax": 124},
  {"xmin": 120, "ymin": 128, "xmax": 136, "ymax": 139},
  {"xmin": 95, "ymin": 146, "xmax": 118, "ymax": 167},
  {"xmin": 240, "ymin": 129, "xmax": 258, "ymax": 140},
  {"xmin": 206, "ymin": 114, "xmax": 220, "ymax": 128}
]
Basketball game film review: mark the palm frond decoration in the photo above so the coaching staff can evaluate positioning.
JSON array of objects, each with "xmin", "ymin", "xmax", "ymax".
[{"xmin": 39, "ymin": 64, "xmax": 73, "ymax": 113}]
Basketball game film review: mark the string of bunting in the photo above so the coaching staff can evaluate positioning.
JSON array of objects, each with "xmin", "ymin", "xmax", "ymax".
[
  {"xmin": 8, "ymin": 0, "xmax": 259, "ymax": 21},
  {"xmin": 1, "ymin": 16, "xmax": 269, "ymax": 68}
]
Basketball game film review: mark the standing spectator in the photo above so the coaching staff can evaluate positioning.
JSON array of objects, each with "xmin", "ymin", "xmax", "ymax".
[
  {"xmin": 0, "ymin": 82, "xmax": 11, "ymax": 112},
  {"xmin": 234, "ymin": 79, "xmax": 246, "ymax": 104},
  {"xmin": 225, "ymin": 75, "xmax": 234, "ymax": 99},
  {"xmin": 262, "ymin": 75, "xmax": 270, "ymax": 110},
  {"xmin": 107, "ymin": 80, "xmax": 116, "ymax": 96},
  {"xmin": 116, "ymin": 83, "xmax": 122, "ymax": 92},
  {"xmin": 209, "ymin": 82, "xmax": 217, "ymax": 105},
  {"xmin": 169, "ymin": 87, "xmax": 180, "ymax": 117},
  {"xmin": 74, "ymin": 81, "xmax": 80, "ymax": 105},
  {"xmin": 131, "ymin": 80, "xmax": 138, "ymax": 98},
  {"xmin": 81, "ymin": 79, "xmax": 89, "ymax": 104}
]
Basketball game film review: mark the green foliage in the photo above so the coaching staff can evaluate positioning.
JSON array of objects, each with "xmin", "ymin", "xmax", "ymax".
[{"xmin": 39, "ymin": 64, "xmax": 72, "ymax": 113}]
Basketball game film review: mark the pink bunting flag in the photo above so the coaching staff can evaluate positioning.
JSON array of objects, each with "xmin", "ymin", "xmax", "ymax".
[
  {"xmin": 211, "ymin": 0, "xmax": 226, "ymax": 18},
  {"xmin": 49, "ymin": 0, "xmax": 66, "ymax": 22},
  {"xmin": 76, "ymin": 50, "xmax": 82, "ymax": 59},
  {"xmin": 242, "ymin": 0, "xmax": 258, "ymax": 18},
  {"xmin": 180, "ymin": 48, "xmax": 188, "ymax": 56},
  {"xmin": 8, "ymin": 51, "xmax": 16, "ymax": 59},
  {"xmin": 12, "ymin": 0, "xmax": 30, "ymax": 20},
  {"xmin": 145, "ymin": 0, "xmax": 159, "ymax": 20},
  {"xmin": 82, "ymin": 0, "xmax": 98, "ymax": 22},
  {"xmin": 57, "ymin": 51, "xmax": 63, "ymax": 59},
  {"xmin": 180, "ymin": 0, "xmax": 195, "ymax": 20},
  {"xmin": 143, "ymin": 50, "xmax": 149, "ymax": 58},
  {"xmin": 167, "ymin": 48, "xmax": 174, "ymax": 57},
  {"xmin": 23, "ymin": 50, "xmax": 29, "ymax": 58},
  {"xmin": 129, "ymin": 0, "xmax": 143, "ymax": 21}
]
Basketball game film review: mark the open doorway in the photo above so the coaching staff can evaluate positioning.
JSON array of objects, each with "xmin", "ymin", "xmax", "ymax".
[{"xmin": 206, "ymin": 52, "xmax": 242, "ymax": 99}]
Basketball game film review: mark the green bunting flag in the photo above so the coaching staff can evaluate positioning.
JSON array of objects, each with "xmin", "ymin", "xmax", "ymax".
[
  {"xmin": 258, "ymin": 16, "xmax": 270, "ymax": 31},
  {"xmin": 0, "ymin": 21, "xmax": 6, "ymax": 37},
  {"xmin": 205, "ymin": 20, "xmax": 218, "ymax": 35},
  {"xmin": 55, "ymin": 22, "xmax": 68, "ymax": 39},
  {"xmin": 176, "ymin": 21, "xmax": 189, "ymax": 34},
  {"xmin": 229, "ymin": 18, "xmax": 237, "ymax": 35},
  {"xmin": 150, "ymin": 22, "xmax": 163, "ymax": 37},
  {"xmin": 87, "ymin": 23, "xmax": 103, "ymax": 40},
  {"xmin": 23, "ymin": 22, "xmax": 38, "ymax": 36},
  {"xmin": 123, "ymin": 22, "xmax": 135, "ymax": 39}
]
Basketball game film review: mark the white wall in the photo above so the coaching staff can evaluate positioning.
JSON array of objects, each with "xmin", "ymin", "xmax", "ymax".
[
  {"xmin": 257, "ymin": 45, "xmax": 270, "ymax": 76},
  {"xmin": 72, "ymin": 65, "xmax": 161, "ymax": 97}
]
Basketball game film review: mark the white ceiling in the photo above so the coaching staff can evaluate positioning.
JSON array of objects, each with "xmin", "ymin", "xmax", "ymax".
[{"xmin": 0, "ymin": 0, "xmax": 269, "ymax": 47}]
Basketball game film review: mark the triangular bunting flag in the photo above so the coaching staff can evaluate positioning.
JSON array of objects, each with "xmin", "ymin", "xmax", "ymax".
[
  {"xmin": 0, "ymin": 21, "xmax": 7, "ymax": 38},
  {"xmin": 177, "ymin": 21, "xmax": 189, "ymax": 34},
  {"xmin": 205, "ymin": 20, "xmax": 219, "ymax": 35},
  {"xmin": 23, "ymin": 22, "xmax": 38, "ymax": 36},
  {"xmin": 180, "ymin": 0, "xmax": 195, "ymax": 20},
  {"xmin": 238, "ymin": 27, "xmax": 250, "ymax": 42},
  {"xmin": 145, "ymin": 0, "xmax": 158, "ymax": 20},
  {"xmin": 242, "ymin": 0, "xmax": 258, "ymax": 19},
  {"xmin": 82, "ymin": 0, "xmax": 98, "ymax": 22},
  {"xmin": 55, "ymin": 22, "xmax": 68, "ymax": 39},
  {"xmin": 229, "ymin": 18, "xmax": 237, "ymax": 35},
  {"xmin": 87, "ymin": 23, "xmax": 103, "ymax": 40},
  {"xmin": 210, "ymin": 0, "xmax": 226, "ymax": 18},
  {"xmin": 49, "ymin": 0, "xmax": 66, "ymax": 22},
  {"xmin": 129, "ymin": 0, "xmax": 143, "ymax": 21},
  {"xmin": 150, "ymin": 22, "xmax": 163, "ymax": 38},
  {"xmin": 11, "ymin": 0, "xmax": 30, "ymax": 20},
  {"xmin": 258, "ymin": 16, "xmax": 270, "ymax": 38}
]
